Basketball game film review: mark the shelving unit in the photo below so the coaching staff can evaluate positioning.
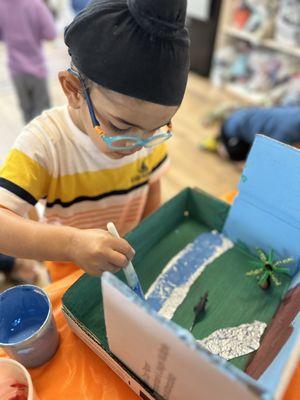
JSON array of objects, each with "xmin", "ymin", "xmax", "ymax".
[
  {"xmin": 224, "ymin": 27, "xmax": 300, "ymax": 59},
  {"xmin": 224, "ymin": 83, "xmax": 266, "ymax": 104},
  {"xmin": 212, "ymin": 0, "xmax": 300, "ymax": 104}
]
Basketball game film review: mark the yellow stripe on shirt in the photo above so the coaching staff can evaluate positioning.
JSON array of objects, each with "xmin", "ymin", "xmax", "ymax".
[
  {"xmin": 0, "ymin": 149, "xmax": 50, "ymax": 201},
  {"xmin": 46, "ymin": 146, "xmax": 167, "ymax": 205},
  {"xmin": 0, "ymin": 143, "xmax": 167, "ymax": 206}
]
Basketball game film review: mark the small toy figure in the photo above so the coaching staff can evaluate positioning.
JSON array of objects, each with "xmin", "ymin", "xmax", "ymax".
[
  {"xmin": 190, "ymin": 291, "xmax": 209, "ymax": 332},
  {"xmin": 246, "ymin": 248, "xmax": 292, "ymax": 290}
]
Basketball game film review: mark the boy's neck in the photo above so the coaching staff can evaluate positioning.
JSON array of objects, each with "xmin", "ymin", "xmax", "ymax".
[{"xmin": 68, "ymin": 106, "xmax": 87, "ymax": 135}]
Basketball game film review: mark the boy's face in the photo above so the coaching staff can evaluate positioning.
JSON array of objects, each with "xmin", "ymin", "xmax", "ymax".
[{"xmin": 74, "ymin": 81, "xmax": 178, "ymax": 159}]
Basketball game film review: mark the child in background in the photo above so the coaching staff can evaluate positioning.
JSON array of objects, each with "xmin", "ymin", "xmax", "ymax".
[
  {"xmin": 0, "ymin": 0, "xmax": 57, "ymax": 123},
  {"xmin": 0, "ymin": 0, "xmax": 190, "ymax": 281},
  {"xmin": 218, "ymin": 107, "xmax": 300, "ymax": 161},
  {"xmin": 202, "ymin": 106, "xmax": 300, "ymax": 161}
]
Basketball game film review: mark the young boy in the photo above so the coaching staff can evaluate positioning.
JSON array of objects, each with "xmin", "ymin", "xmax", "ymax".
[
  {"xmin": 0, "ymin": 0, "xmax": 190, "ymax": 281},
  {"xmin": 0, "ymin": 0, "xmax": 57, "ymax": 123}
]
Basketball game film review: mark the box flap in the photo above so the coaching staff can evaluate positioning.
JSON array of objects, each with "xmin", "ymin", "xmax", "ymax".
[
  {"xmin": 102, "ymin": 272, "xmax": 269, "ymax": 400},
  {"xmin": 223, "ymin": 135, "xmax": 300, "ymax": 275}
]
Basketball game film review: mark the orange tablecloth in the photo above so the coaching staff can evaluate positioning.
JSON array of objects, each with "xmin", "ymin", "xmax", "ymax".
[
  {"xmin": 0, "ymin": 190, "xmax": 299, "ymax": 399},
  {"xmin": 1, "ymin": 263, "xmax": 299, "ymax": 400},
  {"xmin": 221, "ymin": 189, "xmax": 238, "ymax": 204},
  {"xmin": 0, "ymin": 271, "xmax": 138, "ymax": 399}
]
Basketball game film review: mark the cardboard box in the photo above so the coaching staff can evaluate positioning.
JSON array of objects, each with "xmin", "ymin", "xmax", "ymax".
[{"xmin": 62, "ymin": 136, "xmax": 300, "ymax": 400}]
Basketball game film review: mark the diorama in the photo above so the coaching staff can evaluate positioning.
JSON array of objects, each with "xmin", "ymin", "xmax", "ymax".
[{"xmin": 62, "ymin": 135, "xmax": 300, "ymax": 400}]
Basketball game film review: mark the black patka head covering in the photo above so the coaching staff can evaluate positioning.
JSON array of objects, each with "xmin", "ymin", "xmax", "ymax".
[{"xmin": 64, "ymin": 0, "xmax": 190, "ymax": 106}]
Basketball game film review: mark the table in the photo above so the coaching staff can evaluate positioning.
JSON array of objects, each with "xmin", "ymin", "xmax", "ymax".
[
  {"xmin": 0, "ymin": 270, "xmax": 138, "ymax": 399},
  {"xmin": 1, "ymin": 191, "xmax": 299, "ymax": 398}
]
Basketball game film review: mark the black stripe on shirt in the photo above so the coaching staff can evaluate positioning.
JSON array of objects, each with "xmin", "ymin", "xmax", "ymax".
[
  {"xmin": 0, "ymin": 178, "xmax": 37, "ymax": 206},
  {"xmin": 46, "ymin": 180, "xmax": 149, "ymax": 208},
  {"xmin": 151, "ymin": 154, "xmax": 168, "ymax": 173},
  {"xmin": 45, "ymin": 155, "xmax": 168, "ymax": 209}
]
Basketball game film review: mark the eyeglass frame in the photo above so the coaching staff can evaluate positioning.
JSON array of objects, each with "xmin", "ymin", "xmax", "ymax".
[{"xmin": 67, "ymin": 66, "xmax": 173, "ymax": 151}]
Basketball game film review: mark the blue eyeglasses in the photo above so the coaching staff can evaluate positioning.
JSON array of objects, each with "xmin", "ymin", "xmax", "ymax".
[{"xmin": 67, "ymin": 67, "xmax": 173, "ymax": 151}]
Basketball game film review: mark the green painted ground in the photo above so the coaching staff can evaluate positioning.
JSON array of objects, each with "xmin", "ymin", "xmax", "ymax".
[
  {"xmin": 172, "ymin": 245, "xmax": 291, "ymax": 369},
  {"xmin": 63, "ymin": 218, "xmax": 291, "ymax": 371},
  {"xmin": 63, "ymin": 219, "xmax": 208, "ymax": 349}
]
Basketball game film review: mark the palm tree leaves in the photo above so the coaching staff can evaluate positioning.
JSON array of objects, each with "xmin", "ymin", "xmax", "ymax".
[
  {"xmin": 245, "ymin": 247, "xmax": 293, "ymax": 289},
  {"xmin": 257, "ymin": 248, "xmax": 268, "ymax": 263},
  {"xmin": 273, "ymin": 258, "xmax": 293, "ymax": 268},
  {"xmin": 246, "ymin": 268, "xmax": 264, "ymax": 277},
  {"xmin": 258, "ymin": 271, "xmax": 270, "ymax": 287},
  {"xmin": 269, "ymin": 272, "xmax": 281, "ymax": 286}
]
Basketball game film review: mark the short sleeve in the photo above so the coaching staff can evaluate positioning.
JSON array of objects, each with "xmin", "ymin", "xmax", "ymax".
[{"xmin": 0, "ymin": 129, "xmax": 51, "ymax": 216}]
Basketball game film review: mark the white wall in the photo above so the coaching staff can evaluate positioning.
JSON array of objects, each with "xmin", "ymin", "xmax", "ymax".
[{"xmin": 187, "ymin": 0, "xmax": 211, "ymax": 21}]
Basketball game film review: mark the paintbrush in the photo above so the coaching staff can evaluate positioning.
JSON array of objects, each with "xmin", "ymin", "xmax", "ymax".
[
  {"xmin": 107, "ymin": 222, "xmax": 145, "ymax": 300},
  {"xmin": 190, "ymin": 291, "xmax": 209, "ymax": 332}
]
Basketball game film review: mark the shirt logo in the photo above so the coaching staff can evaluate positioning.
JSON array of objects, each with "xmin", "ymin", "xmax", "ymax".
[
  {"xmin": 139, "ymin": 161, "xmax": 149, "ymax": 174},
  {"xmin": 131, "ymin": 161, "xmax": 150, "ymax": 183}
]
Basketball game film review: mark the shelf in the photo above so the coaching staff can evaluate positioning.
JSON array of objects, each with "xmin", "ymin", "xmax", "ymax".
[
  {"xmin": 263, "ymin": 38, "xmax": 300, "ymax": 58},
  {"xmin": 224, "ymin": 27, "xmax": 262, "ymax": 45},
  {"xmin": 224, "ymin": 27, "xmax": 300, "ymax": 58},
  {"xmin": 224, "ymin": 83, "xmax": 267, "ymax": 104}
]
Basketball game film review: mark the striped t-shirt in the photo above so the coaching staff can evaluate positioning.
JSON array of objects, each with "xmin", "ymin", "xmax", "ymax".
[{"xmin": 0, "ymin": 106, "xmax": 168, "ymax": 236}]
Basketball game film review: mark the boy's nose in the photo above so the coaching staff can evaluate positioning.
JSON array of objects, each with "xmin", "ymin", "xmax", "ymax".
[
  {"xmin": 126, "ymin": 146, "xmax": 142, "ymax": 153},
  {"xmin": 133, "ymin": 128, "xmax": 154, "ymax": 139},
  {"xmin": 118, "ymin": 146, "xmax": 143, "ymax": 155}
]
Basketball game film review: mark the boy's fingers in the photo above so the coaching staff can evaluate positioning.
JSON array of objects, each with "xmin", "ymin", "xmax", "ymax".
[
  {"xmin": 107, "ymin": 250, "xmax": 129, "ymax": 268},
  {"xmin": 105, "ymin": 263, "xmax": 122, "ymax": 273},
  {"xmin": 109, "ymin": 237, "xmax": 135, "ymax": 260},
  {"xmin": 90, "ymin": 264, "xmax": 120, "ymax": 276}
]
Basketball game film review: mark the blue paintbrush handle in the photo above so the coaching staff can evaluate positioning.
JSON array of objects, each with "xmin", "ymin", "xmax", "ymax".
[{"xmin": 107, "ymin": 222, "xmax": 145, "ymax": 300}]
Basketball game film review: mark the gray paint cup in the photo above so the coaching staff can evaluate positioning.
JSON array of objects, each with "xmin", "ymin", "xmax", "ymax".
[{"xmin": 0, "ymin": 285, "xmax": 59, "ymax": 368}]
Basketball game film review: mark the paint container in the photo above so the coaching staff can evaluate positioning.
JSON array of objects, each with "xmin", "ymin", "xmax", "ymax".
[
  {"xmin": 0, "ymin": 358, "xmax": 37, "ymax": 400},
  {"xmin": 0, "ymin": 285, "xmax": 59, "ymax": 368}
]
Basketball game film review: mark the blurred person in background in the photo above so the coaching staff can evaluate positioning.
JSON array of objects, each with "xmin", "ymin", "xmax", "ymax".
[
  {"xmin": 0, "ymin": 0, "xmax": 57, "ymax": 124},
  {"xmin": 43, "ymin": 0, "xmax": 75, "ymax": 33},
  {"xmin": 201, "ymin": 106, "xmax": 300, "ymax": 162},
  {"xmin": 43, "ymin": 0, "xmax": 59, "ymax": 18}
]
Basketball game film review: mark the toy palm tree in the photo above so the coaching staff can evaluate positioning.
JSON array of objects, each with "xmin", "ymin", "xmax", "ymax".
[{"xmin": 246, "ymin": 248, "xmax": 292, "ymax": 290}]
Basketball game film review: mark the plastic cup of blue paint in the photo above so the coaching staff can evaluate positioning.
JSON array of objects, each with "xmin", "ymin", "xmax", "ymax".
[{"xmin": 0, "ymin": 285, "xmax": 59, "ymax": 368}]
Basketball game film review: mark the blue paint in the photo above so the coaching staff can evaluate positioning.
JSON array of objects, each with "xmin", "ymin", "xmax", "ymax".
[
  {"xmin": 0, "ymin": 285, "xmax": 59, "ymax": 368},
  {"xmin": 146, "ymin": 232, "xmax": 228, "ymax": 312},
  {"xmin": 8, "ymin": 321, "xmax": 41, "ymax": 344},
  {"xmin": 133, "ymin": 281, "xmax": 145, "ymax": 300},
  {"xmin": 224, "ymin": 135, "xmax": 300, "ymax": 276}
]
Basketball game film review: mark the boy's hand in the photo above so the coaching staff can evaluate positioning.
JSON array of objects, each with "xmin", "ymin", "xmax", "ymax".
[{"xmin": 69, "ymin": 228, "xmax": 135, "ymax": 276}]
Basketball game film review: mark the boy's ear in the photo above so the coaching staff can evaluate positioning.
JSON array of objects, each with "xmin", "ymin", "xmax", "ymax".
[{"xmin": 58, "ymin": 71, "xmax": 83, "ymax": 109}]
